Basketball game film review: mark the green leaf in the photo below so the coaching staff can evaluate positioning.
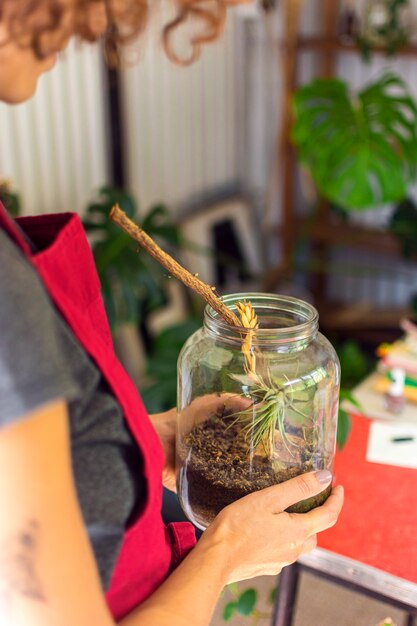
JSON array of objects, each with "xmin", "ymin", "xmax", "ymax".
[
  {"xmin": 223, "ymin": 602, "xmax": 237, "ymax": 621},
  {"xmin": 411, "ymin": 293, "xmax": 417, "ymax": 316},
  {"xmin": 337, "ymin": 341, "xmax": 370, "ymax": 388},
  {"xmin": 292, "ymin": 73, "xmax": 417, "ymax": 210},
  {"xmin": 339, "ymin": 389, "xmax": 362, "ymax": 412},
  {"xmin": 141, "ymin": 319, "xmax": 201, "ymax": 412},
  {"xmin": 337, "ymin": 408, "xmax": 351, "ymax": 450},
  {"xmin": 0, "ymin": 185, "xmax": 21, "ymax": 216},
  {"xmin": 227, "ymin": 582, "xmax": 240, "ymax": 596},
  {"xmin": 236, "ymin": 589, "xmax": 258, "ymax": 616},
  {"xmin": 82, "ymin": 186, "xmax": 181, "ymax": 330},
  {"xmin": 268, "ymin": 587, "xmax": 277, "ymax": 605},
  {"xmin": 390, "ymin": 197, "xmax": 417, "ymax": 259}
]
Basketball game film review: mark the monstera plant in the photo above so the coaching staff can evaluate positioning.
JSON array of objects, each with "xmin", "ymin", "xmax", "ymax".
[{"xmin": 292, "ymin": 72, "xmax": 417, "ymax": 210}]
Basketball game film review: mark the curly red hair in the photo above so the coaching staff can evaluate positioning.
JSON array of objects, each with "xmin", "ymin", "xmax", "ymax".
[{"xmin": 0, "ymin": 0, "xmax": 239, "ymax": 66}]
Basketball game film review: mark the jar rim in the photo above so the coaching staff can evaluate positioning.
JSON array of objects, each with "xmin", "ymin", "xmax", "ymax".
[{"xmin": 204, "ymin": 293, "xmax": 319, "ymax": 346}]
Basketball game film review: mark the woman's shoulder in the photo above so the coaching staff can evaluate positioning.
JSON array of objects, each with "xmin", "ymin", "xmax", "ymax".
[
  {"xmin": 0, "ymin": 228, "xmax": 79, "ymax": 428},
  {"xmin": 0, "ymin": 228, "xmax": 45, "ymax": 299}
]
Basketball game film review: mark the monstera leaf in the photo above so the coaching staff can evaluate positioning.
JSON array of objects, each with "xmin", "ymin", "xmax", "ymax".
[{"xmin": 292, "ymin": 73, "xmax": 417, "ymax": 210}]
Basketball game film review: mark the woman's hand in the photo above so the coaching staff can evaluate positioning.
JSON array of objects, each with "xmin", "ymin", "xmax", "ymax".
[
  {"xmin": 149, "ymin": 409, "xmax": 177, "ymax": 492},
  {"xmin": 149, "ymin": 394, "xmax": 252, "ymax": 493},
  {"xmin": 200, "ymin": 470, "xmax": 344, "ymax": 583}
]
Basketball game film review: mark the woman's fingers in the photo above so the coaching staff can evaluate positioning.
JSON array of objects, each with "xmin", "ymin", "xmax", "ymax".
[
  {"xmin": 289, "ymin": 485, "xmax": 344, "ymax": 536},
  {"xmin": 179, "ymin": 393, "xmax": 252, "ymax": 434},
  {"xmin": 247, "ymin": 470, "xmax": 334, "ymax": 514}
]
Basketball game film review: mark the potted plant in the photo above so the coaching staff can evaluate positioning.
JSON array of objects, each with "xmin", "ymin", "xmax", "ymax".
[
  {"xmin": 176, "ymin": 294, "xmax": 340, "ymax": 529},
  {"xmin": 292, "ymin": 72, "xmax": 417, "ymax": 210},
  {"xmin": 83, "ymin": 186, "xmax": 181, "ymax": 331},
  {"xmin": 83, "ymin": 186, "xmax": 189, "ymax": 388}
]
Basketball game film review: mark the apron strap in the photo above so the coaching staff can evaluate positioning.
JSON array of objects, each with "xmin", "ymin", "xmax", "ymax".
[{"xmin": 0, "ymin": 202, "xmax": 33, "ymax": 255}]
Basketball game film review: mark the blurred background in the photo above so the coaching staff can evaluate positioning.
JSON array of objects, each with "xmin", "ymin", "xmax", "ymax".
[{"xmin": 1, "ymin": 0, "xmax": 417, "ymax": 415}]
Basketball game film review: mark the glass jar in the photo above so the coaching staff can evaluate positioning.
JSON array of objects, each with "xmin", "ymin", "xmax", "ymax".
[{"xmin": 176, "ymin": 293, "xmax": 340, "ymax": 530}]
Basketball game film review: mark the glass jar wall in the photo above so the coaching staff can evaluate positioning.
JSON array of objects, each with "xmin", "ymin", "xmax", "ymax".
[{"xmin": 176, "ymin": 294, "xmax": 340, "ymax": 530}]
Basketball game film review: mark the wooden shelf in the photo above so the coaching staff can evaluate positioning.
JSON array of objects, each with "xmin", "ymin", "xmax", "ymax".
[
  {"xmin": 273, "ymin": 0, "xmax": 416, "ymax": 338},
  {"xmin": 296, "ymin": 36, "xmax": 417, "ymax": 57},
  {"xmin": 291, "ymin": 215, "xmax": 402, "ymax": 257},
  {"xmin": 317, "ymin": 301, "xmax": 409, "ymax": 345},
  {"xmin": 318, "ymin": 301, "xmax": 411, "ymax": 331}
]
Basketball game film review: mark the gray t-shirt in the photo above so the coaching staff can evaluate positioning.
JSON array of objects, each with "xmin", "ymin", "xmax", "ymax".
[{"xmin": 0, "ymin": 228, "xmax": 145, "ymax": 589}]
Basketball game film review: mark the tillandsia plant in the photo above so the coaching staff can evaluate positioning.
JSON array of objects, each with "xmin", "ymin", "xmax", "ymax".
[{"xmin": 229, "ymin": 301, "xmax": 305, "ymax": 459}]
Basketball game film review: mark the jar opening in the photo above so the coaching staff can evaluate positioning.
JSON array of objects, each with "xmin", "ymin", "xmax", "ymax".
[{"xmin": 204, "ymin": 293, "xmax": 319, "ymax": 347}]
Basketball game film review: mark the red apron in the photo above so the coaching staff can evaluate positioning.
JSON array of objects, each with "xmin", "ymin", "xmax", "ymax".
[{"xmin": 0, "ymin": 205, "xmax": 196, "ymax": 621}]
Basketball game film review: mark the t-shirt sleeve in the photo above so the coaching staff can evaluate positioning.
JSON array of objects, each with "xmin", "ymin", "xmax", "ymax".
[{"xmin": 0, "ymin": 233, "xmax": 80, "ymax": 427}]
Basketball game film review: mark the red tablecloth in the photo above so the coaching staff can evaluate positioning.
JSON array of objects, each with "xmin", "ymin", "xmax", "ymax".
[{"xmin": 318, "ymin": 413, "xmax": 417, "ymax": 584}]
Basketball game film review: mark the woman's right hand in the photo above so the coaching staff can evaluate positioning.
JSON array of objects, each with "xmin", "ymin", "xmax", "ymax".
[{"xmin": 201, "ymin": 471, "xmax": 344, "ymax": 583}]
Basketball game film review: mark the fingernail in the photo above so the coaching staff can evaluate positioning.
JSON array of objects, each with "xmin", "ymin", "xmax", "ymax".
[{"xmin": 315, "ymin": 470, "xmax": 332, "ymax": 485}]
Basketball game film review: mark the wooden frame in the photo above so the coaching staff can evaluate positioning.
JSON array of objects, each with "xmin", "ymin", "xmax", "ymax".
[
  {"xmin": 273, "ymin": 548, "xmax": 417, "ymax": 626},
  {"xmin": 262, "ymin": 0, "xmax": 416, "ymax": 339}
]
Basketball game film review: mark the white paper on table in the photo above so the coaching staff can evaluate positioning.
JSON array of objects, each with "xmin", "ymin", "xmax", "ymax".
[{"xmin": 367, "ymin": 421, "xmax": 417, "ymax": 469}]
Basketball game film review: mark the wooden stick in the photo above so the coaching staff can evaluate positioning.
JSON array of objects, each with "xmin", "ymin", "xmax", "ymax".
[{"xmin": 110, "ymin": 204, "xmax": 242, "ymax": 327}]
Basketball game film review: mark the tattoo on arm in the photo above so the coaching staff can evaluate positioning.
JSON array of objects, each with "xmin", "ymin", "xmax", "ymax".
[{"xmin": 0, "ymin": 519, "xmax": 46, "ymax": 617}]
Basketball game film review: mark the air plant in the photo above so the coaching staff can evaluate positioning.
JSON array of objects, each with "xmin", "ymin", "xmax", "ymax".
[{"xmin": 229, "ymin": 301, "xmax": 306, "ymax": 458}]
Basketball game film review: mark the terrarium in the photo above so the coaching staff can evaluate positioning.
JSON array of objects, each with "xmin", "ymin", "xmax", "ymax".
[
  {"xmin": 107, "ymin": 207, "xmax": 340, "ymax": 531},
  {"xmin": 176, "ymin": 293, "xmax": 340, "ymax": 530}
]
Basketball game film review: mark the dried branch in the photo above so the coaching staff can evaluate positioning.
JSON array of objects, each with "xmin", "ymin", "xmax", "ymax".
[{"xmin": 110, "ymin": 203, "xmax": 241, "ymax": 327}]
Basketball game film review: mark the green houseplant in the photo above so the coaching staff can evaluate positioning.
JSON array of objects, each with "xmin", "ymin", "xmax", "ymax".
[
  {"xmin": 83, "ymin": 186, "xmax": 181, "ymax": 331},
  {"xmin": 83, "ymin": 187, "xmax": 200, "ymax": 410},
  {"xmin": 0, "ymin": 179, "xmax": 20, "ymax": 216},
  {"xmin": 292, "ymin": 75, "xmax": 401, "ymax": 446},
  {"xmin": 292, "ymin": 72, "xmax": 417, "ymax": 210},
  {"xmin": 389, "ymin": 196, "xmax": 417, "ymax": 259},
  {"xmin": 359, "ymin": 0, "xmax": 410, "ymax": 58}
]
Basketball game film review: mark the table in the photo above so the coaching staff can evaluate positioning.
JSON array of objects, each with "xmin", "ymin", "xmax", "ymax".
[{"xmin": 273, "ymin": 413, "xmax": 417, "ymax": 626}]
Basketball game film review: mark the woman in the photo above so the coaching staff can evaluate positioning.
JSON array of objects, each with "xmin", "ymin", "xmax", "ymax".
[{"xmin": 0, "ymin": 2, "xmax": 344, "ymax": 625}]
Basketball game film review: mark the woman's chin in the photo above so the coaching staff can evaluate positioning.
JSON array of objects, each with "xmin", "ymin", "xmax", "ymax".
[
  {"xmin": 44, "ymin": 53, "xmax": 58, "ymax": 69},
  {"xmin": 1, "ymin": 57, "xmax": 58, "ymax": 104},
  {"xmin": 2, "ymin": 78, "xmax": 40, "ymax": 104}
]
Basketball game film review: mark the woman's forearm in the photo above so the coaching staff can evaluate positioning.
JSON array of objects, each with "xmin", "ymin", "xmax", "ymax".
[{"xmin": 121, "ymin": 531, "xmax": 230, "ymax": 626}]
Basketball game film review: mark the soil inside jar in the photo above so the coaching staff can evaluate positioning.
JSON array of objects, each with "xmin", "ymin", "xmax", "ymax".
[{"xmin": 180, "ymin": 409, "xmax": 331, "ymax": 527}]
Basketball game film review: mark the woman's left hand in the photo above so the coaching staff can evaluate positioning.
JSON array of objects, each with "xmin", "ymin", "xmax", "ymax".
[
  {"xmin": 149, "ymin": 408, "xmax": 177, "ymax": 492},
  {"xmin": 149, "ymin": 394, "xmax": 252, "ymax": 493}
]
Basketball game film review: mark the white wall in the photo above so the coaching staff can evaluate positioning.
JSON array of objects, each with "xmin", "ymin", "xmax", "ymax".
[
  {"xmin": 247, "ymin": 0, "xmax": 417, "ymax": 306},
  {"xmin": 120, "ymin": 9, "xmax": 241, "ymax": 213},
  {"xmin": 0, "ymin": 40, "xmax": 108, "ymax": 217},
  {"xmin": 0, "ymin": 6, "xmax": 245, "ymax": 218}
]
